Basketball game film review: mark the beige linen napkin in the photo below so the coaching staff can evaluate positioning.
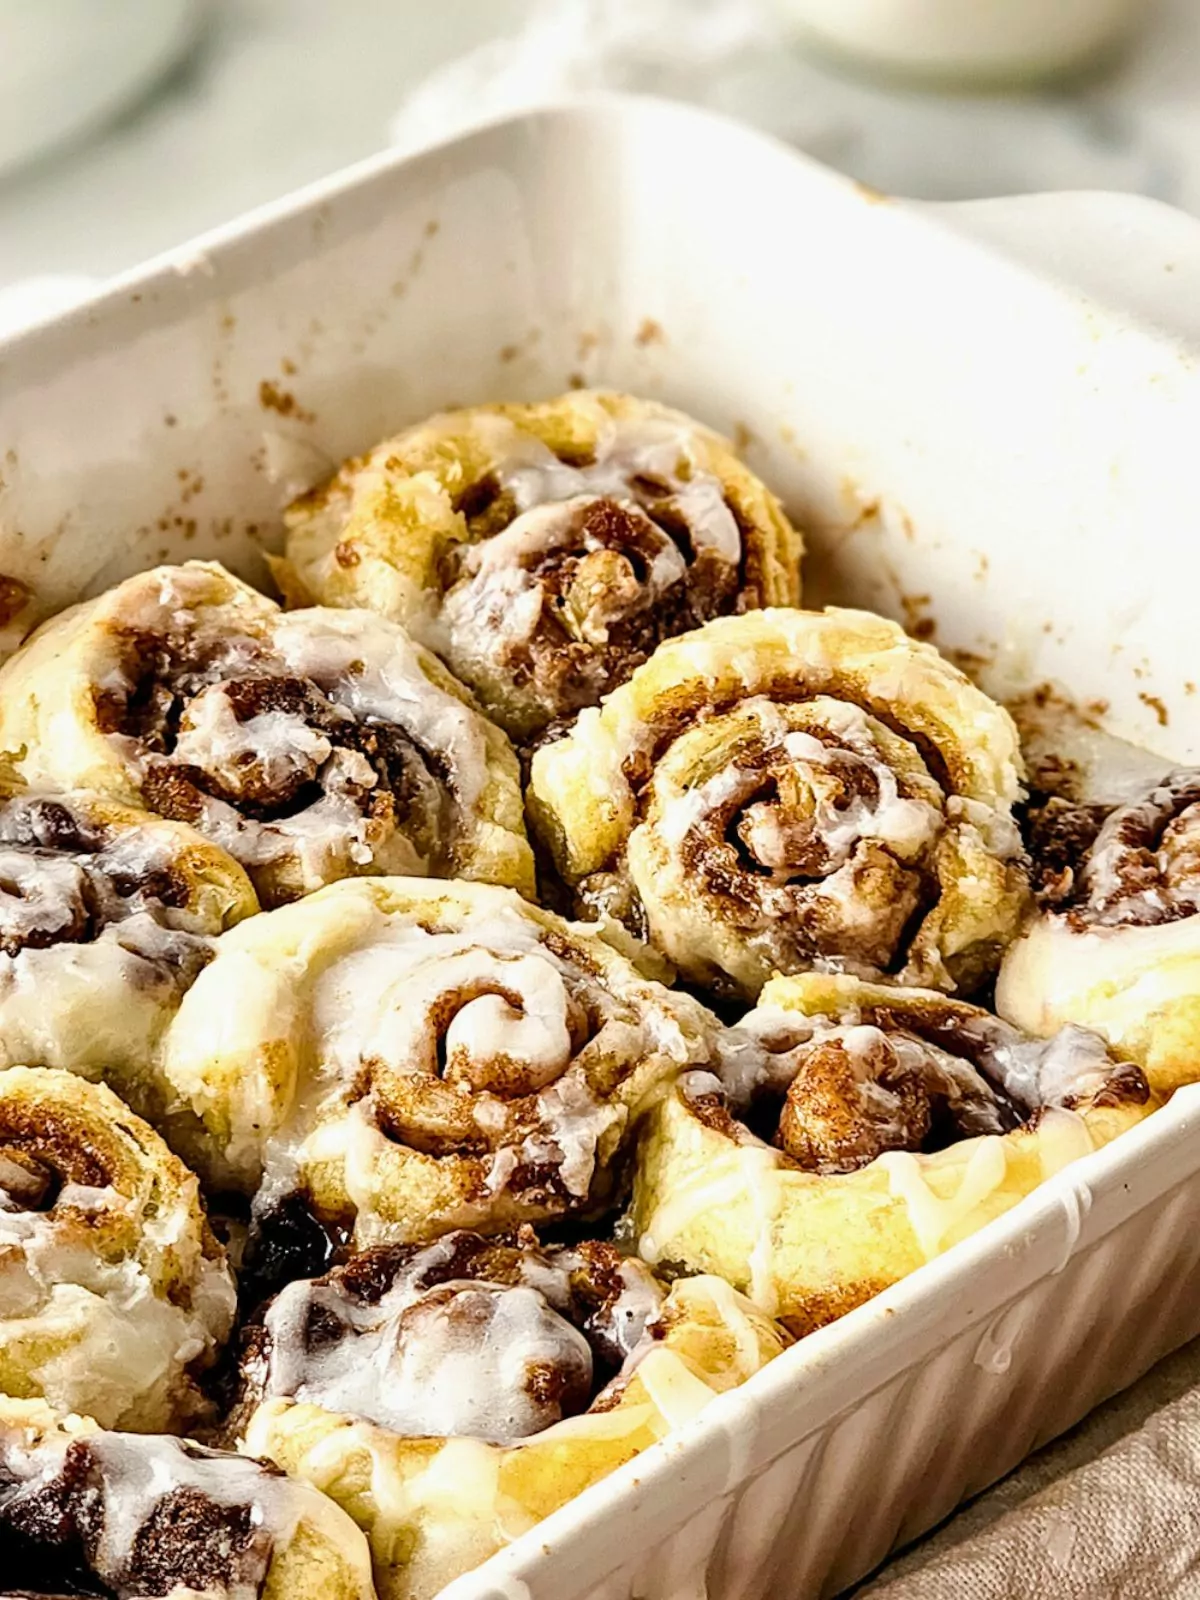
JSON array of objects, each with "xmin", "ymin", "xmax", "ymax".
[{"xmin": 858, "ymin": 1339, "xmax": 1200, "ymax": 1598}]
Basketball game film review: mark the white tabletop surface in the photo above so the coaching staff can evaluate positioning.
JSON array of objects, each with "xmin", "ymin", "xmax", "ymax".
[{"xmin": 2, "ymin": 0, "xmax": 1200, "ymax": 298}]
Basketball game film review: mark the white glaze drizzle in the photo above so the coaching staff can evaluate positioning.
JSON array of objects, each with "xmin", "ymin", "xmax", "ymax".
[
  {"xmin": 655, "ymin": 699, "xmax": 941, "ymax": 871},
  {"xmin": 0, "ymin": 1414, "xmax": 347, "ymax": 1600},
  {"xmin": 493, "ymin": 415, "xmax": 741, "ymax": 564},
  {"xmin": 0, "ymin": 1149, "xmax": 234, "ymax": 1431},
  {"xmin": 266, "ymin": 1276, "xmax": 592, "ymax": 1445},
  {"xmin": 432, "ymin": 414, "xmax": 743, "ymax": 698},
  {"xmin": 877, "ymin": 1137, "xmax": 1011, "ymax": 1258},
  {"xmin": 100, "ymin": 567, "xmax": 496, "ymax": 888},
  {"xmin": 254, "ymin": 896, "xmax": 707, "ymax": 1233},
  {"xmin": 260, "ymin": 1235, "xmax": 665, "ymax": 1446}
]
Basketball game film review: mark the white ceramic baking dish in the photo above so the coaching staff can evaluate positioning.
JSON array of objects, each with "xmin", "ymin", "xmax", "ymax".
[{"xmin": 4, "ymin": 95, "xmax": 1200, "ymax": 1600}]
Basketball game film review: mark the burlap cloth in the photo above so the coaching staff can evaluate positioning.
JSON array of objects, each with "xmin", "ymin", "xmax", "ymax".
[{"xmin": 856, "ymin": 1340, "xmax": 1200, "ymax": 1597}]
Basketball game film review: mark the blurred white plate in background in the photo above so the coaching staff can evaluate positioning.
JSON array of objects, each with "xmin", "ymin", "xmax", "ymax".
[
  {"xmin": 773, "ymin": 0, "xmax": 1145, "ymax": 83},
  {"xmin": 0, "ymin": 0, "xmax": 205, "ymax": 178}
]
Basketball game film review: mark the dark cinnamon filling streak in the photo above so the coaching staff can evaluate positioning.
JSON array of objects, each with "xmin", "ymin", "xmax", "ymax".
[
  {"xmin": 0, "ymin": 1435, "xmax": 281, "ymax": 1600},
  {"xmin": 233, "ymin": 1230, "xmax": 664, "ymax": 1448},
  {"xmin": 442, "ymin": 455, "xmax": 758, "ymax": 737},
  {"xmin": 721, "ymin": 999, "xmax": 1148, "ymax": 1178},
  {"xmin": 1026, "ymin": 769, "xmax": 1200, "ymax": 929}
]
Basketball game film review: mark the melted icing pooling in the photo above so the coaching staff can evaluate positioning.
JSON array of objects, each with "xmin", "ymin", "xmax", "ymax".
[
  {"xmin": 640, "ymin": 697, "xmax": 946, "ymax": 985},
  {"xmin": 437, "ymin": 416, "xmax": 751, "ymax": 736},
  {"xmin": 0, "ymin": 1419, "xmax": 316, "ymax": 1600},
  {"xmin": 970, "ymin": 1020, "xmax": 1139, "ymax": 1111},
  {"xmin": 715, "ymin": 994, "xmax": 1145, "ymax": 1177},
  {"xmin": 268, "ymin": 1277, "xmax": 592, "ymax": 1443},
  {"xmin": 96, "ymin": 568, "xmax": 495, "ymax": 899},
  {"xmin": 256, "ymin": 1231, "xmax": 664, "ymax": 1445},
  {"xmin": 0, "ymin": 796, "xmax": 205, "ymax": 955},
  {"xmin": 264, "ymin": 898, "xmax": 705, "ymax": 1232}
]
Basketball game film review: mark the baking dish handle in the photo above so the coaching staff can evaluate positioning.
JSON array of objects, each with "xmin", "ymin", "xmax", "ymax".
[{"xmin": 920, "ymin": 189, "xmax": 1200, "ymax": 347}]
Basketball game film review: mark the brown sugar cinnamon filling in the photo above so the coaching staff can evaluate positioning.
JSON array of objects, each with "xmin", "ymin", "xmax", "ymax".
[
  {"xmin": 97, "ymin": 634, "xmax": 449, "ymax": 872},
  {"xmin": 714, "ymin": 992, "xmax": 1148, "ymax": 1178},
  {"xmin": 234, "ymin": 1230, "xmax": 666, "ymax": 1448},
  {"xmin": 1027, "ymin": 768, "xmax": 1200, "ymax": 929},
  {"xmin": 675, "ymin": 722, "xmax": 939, "ymax": 977},
  {"xmin": 0, "ymin": 563, "xmax": 535, "ymax": 909},
  {"xmin": 0, "ymin": 794, "xmax": 207, "ymax": 976},
  {"xmin": 441, "ymin": 483, "xmax": 751, "ymax": 738},
  {"xmin": 0, "ymin": 1428, "xmax": 297, "ymax": 1599},
  {"xmin": 566, "ymin": 694, "xmax": 959, "ymax": 997}
]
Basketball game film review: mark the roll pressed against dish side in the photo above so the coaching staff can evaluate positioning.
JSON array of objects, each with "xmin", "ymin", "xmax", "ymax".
[
  {"xmin": 528, "ymin": 606, "xmax": 1030, "ymax": 1001},
  {"xmin": 232, "ymin": 1229, "xmax": 788, "ymax": 1600},
  {"xmin": 631, "ymin": 972, "xmax": 1152, "ymax": 1334},
  {"xmin": 0, "ymin": 560, "xmax": 534, "ymax": 908},
  {"xmin": 998, "ymin": 770, "xmax": 1200, "ymax": 1096},
  {"xmin": 0, "ymin": 1396, "xmax": 376, "ymax": 1600},
  {"xmin": 279, "ymin": 390, "xmax": 803, "ymax": 744},
  {"xmin": 0, "ymin": 785, "xmax": 257, "ymax": 1124},
  {"xmin": 158, "ymin": 874, "xmax": 730, "ymax": 1241},
  {"xmin": 0, "ymin": 1068, "xmax": 235, "ymax": 1432}
]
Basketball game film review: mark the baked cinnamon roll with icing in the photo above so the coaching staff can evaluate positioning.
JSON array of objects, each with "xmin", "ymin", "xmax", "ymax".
[
  {"xmin": 0, "ymin": 1397, "xmax": 375, "ymax": 1600},
  {"xmin": 632, "ymin": 972, "xmax": 1151, "ymax": 1334},
  {"xmin": 0, "ymin": 561, "xmax": 533, "ymax": 907},
  {"xmin": 529, "ymin": 607, "xmax": 1030, "ymax": 1000},
  {"xmin": 234, "ymin": 1229, "xmax": 787, "ymax": 1600},
  {"xmin": 0, "ymin": 1069, "xmax": 235, "ymax": 1432},
  {"xmin": 0, "ymin": 787, "xmax": 256, "ymax": 1121},
  {"xmin": 279, "ymin": 391, "xmax": 802, "ymax": 743},
  {"xmin": 160, "ymin": 876, "xmax": 727, "ymax": 1242},
  {"xmin": 998, "ymin": 770, "xmax": 1200, "ymax": 1096}
]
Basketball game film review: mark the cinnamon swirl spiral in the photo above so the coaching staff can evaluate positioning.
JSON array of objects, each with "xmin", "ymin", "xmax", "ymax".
[
  {"xmin": 159, "ymin": 876, "xmax": 727, "ymax": 1242},
  {"xmin": 529, "ymin": 607, "xmax": 1031, "ymax": 1000},
  {"xmin": 998, "ymin": 770, "xmax": 1200, "ymax": 1095},
  {"xmin": 0, "ymin": 787, "xmax": 256, "ymax": 1119},
  {"xmin": 280, "ymin": 391, "xmax": 803, "ymax": 743},
  {"xmin": 0, "ymin": 1069, "xmax": 235, "ymax": 1431},
  {"xmin": 0, "ymin": 1398, "xmax": 375, "ymax": 1600},
  {"xmin": 631, "ymin": 972, "xmax": 1150, "ymax": 1333},
  {"xmin": 0, "ymin": 561, "xmax": 533, "ymax": 907},
  {"xmin": 234, "ymin": 1229, "xmax": 787, "ymax": 1600}
]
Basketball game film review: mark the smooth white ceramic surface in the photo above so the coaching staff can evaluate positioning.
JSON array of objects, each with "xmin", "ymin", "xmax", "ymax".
[
  {"xmin": 773, "ymin": 0, "xmax": 1143, "ymax": 81},
  {"xmin": 5, "ymin": 97, "xmax": 1200, "ymax": 1599}
]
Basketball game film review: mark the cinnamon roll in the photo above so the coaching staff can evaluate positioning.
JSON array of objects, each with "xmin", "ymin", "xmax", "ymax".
[
  {"xmin": 280, "ymin": 391, "xmax": 803, "ymax": 743},
  {"xmin": 0, "ymin": 561, "xmax": 533, "ymax": 907},
  {"xmin": 159, "ymin": 875, "xmax": 727, "ymax": 1242},
  {"xmin": 0, "ymin": 787, "xmax": 256, "ymax": 1120},
  {"xmin": 528, "ymin": 607, "xmax": 1030, "ymax": 1000},
  {"xmin": 234, "ymin": 1229, "xmax": 787, "ymax": 1600},
  {"xmin": 632, "ymin": 972, "xmax": 1151, "ymax": 1334},
  {"xmin": 0, "ymin": 1397, "xmax": 375, "ymax": 1600},
  {"xmin": 998, "ymin": 771, "xmax": 1200, "ymax": 1096},
  {"xmin": 0, "ymin": 1069, "xmax": 235, "ymax": 1431}
]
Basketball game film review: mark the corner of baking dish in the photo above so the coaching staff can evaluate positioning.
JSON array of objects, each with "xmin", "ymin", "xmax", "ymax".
[{"xmin": 436, "ymin": 1080, "xmax": 1200, "ymax": 1598}]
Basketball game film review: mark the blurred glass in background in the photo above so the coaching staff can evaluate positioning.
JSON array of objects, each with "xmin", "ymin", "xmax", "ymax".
[{"xmin": 0, "ymin": 0, "xmax": 1193, "ymax": 324}]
